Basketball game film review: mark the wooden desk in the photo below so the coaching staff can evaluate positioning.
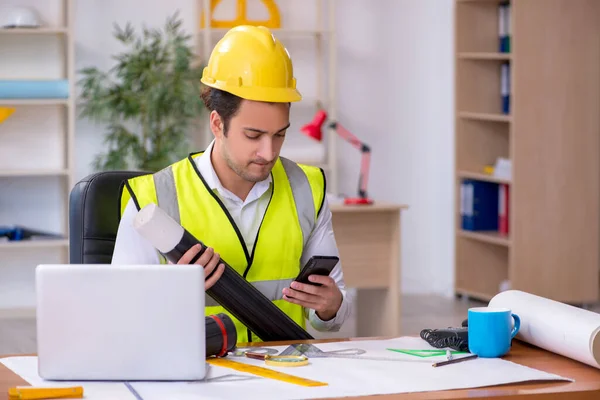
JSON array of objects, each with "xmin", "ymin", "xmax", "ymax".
[
  {"xmin": 2, "ymin": 338, "xmax": 600, "ymax": 399},
  {"xmin": 330, "ymin": 203, "xmax": 407, "ymax": 338}
]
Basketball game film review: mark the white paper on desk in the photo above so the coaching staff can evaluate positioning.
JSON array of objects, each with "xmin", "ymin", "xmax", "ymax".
[
  {"xmin": 0, "ymin": 356, "xmax": 137, "ymax": 400},
  {"xmin": 131, "ymin": 337, "xmax": 572, "ymax": 400},
  {"xmin": 490, "ymin": 290, "xmax": 600, "ymax": 369}
]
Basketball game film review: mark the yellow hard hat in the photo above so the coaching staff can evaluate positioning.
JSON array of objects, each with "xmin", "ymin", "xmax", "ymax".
[{"xmin": 201, "ymin": 25, "xmax": 302, "ymax": 103}]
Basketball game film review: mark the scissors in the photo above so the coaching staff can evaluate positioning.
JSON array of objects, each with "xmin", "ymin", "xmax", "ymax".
[
  {"xmin": 229, "ymin": 346, "xmax": 280, "ymax": 357},
  {"xmin": 279, "ymin": 343, "xmax": 366, "ymax": 358}
]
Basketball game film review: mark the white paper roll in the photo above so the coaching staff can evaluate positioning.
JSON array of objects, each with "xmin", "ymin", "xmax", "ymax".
[
  {"xmin": 133, "ymin": 203, "xmax": 183, "ymax": 254},
  {"xmin": 489, "ymin": 290, "xmax": 600, "ymax": 369}
]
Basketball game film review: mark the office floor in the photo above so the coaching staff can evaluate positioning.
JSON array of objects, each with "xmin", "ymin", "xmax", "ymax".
[{"xmin": 1, "ymin": 295, "xmax": 598, "ymax": 355}]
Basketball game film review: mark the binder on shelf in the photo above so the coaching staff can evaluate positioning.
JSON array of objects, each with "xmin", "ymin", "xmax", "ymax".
[
  {"xmin": 498, "ymin": 2, "xmax": 511, "ymax": 53},
  {"xmin": 460, "ymin": 179, "xmax": 499, "ymax": 232},
  {"xmin": 499, "ymin": 183, "xmax": 509, "ymax": 236},
  {"xmin": 0, "ymin": 225, "xmax": 64, "ymax": 241},
  {"xmin": 505, "ymin": 2, "xmax": 511, "ymax": 53},
  {"xmin": 0, "ymin": 80, "xmax": 69, "ymax": 99},
  {"xmin": 460, "ymin": 180, "xmax": 470, "ymax": 230},
  {"xmin": 498, "ymin": 3, "xmax": 506, "ymax": 52},
  {"xmin": 501, "ymin": 62, "xmax": 510, "ymax": 114}
]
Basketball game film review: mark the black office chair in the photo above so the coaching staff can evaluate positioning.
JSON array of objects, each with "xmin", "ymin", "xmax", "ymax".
[{"xmin": 68, "ymin": 171, "xmax": 149, "ymax": 264}]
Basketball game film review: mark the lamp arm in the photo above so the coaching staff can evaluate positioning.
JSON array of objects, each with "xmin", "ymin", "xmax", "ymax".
[
  {"xmin": 330, "ymin": 122, "xmax": 365, "ymax": 152},
  {"xmin": 359, "ymin": 151, "xmax": 371, "ymax": 199},
  {"xmin": 330, "ymin": 122, "xmax": 372, "ymax": 199}
]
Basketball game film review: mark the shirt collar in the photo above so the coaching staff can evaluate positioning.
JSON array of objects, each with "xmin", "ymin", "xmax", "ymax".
[{"xmin": 193, "ymin": 140, "xmax": 272, "ymax": 202}]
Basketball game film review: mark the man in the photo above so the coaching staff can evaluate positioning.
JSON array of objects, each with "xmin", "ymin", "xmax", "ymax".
[{"xmin": 111, "ymin": 25, "xmax": 352, "ymax": 343}]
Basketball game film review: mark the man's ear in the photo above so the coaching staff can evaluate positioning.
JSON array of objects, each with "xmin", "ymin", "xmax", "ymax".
[{"xmin": 209, "ymin": 110, "xmax": 224, "ymax": 139}]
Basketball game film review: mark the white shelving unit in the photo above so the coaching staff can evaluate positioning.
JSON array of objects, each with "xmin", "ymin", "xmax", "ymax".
[
  {"xmin": 0, "ymin": 0, "xmax": 75, "ymax": 311},
  {"xmin": 195, "ymin": 0, "xmax": 339, "ymax": 194}
]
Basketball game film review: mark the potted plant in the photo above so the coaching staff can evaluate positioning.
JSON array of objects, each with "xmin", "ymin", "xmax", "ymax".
[{"xmin": 77, "ymin": 12, "xmax": 205, "ymax": 172}]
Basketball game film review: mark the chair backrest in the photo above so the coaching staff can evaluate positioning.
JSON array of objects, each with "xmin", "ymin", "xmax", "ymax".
[{"xmin": 68, "ymin": 171, "xmax": 149, "ymax": 264}]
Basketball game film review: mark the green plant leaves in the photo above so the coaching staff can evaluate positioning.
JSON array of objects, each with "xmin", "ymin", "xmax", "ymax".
[{"xmin": 78, "ymin": 11, "xmax": 206, "ymax": 172}]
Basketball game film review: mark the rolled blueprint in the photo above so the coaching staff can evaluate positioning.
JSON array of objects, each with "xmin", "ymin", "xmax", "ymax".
[
  {"xmin": 133, "ymin": 203, "xmax": 314, "ymax": 342},
  {"xmin": 489, "ymin": 290, "xmax": 600, "ymax": 369},
  {"xmin": 205, "ymin": 313, "xmax": 237, "ymax": 357}
]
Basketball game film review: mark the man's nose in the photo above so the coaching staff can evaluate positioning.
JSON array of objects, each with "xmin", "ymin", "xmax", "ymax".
[{"xmin": 258, "ymin": 138, "xmax": 275, "ymax": 160}]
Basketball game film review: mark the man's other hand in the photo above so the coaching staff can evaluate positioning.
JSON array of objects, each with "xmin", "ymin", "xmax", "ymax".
[{"xmin": 282, "ymin": 275, "xmax": 342, "ymax": 321}]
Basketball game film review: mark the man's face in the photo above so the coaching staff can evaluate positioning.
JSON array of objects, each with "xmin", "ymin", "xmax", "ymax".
[{"xmin": 215, "ymin": 100, "xmax": 290, "ymax": 183}]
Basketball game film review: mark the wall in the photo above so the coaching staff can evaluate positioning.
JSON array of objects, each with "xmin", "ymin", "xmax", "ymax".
[
  {"xmin": 335, "ymin": 0, "xmax": 455, "ymax": 296},
  {"xmin": 0, "ymin": 0, "xmax": 455, "ymax": 310}
]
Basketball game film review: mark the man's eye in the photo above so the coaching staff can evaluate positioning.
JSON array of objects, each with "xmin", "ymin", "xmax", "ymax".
[{"xmin": 246, "ymin": 135, "xmax": 259, "ymax": 140}]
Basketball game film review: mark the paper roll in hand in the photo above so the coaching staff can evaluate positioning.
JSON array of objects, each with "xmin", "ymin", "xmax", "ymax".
[
  {"xmin": 133, "ymin": 203, "xmax": 314, "ymax": 342},
  {"xmin": 489, "ymin": 290, "xmax": 600, "ymax": 369}
]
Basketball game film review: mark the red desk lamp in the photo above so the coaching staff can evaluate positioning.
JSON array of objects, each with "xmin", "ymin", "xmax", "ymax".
[{"xmin": 301, "ymin": 109, "xmax": 374, "ymax": 205}]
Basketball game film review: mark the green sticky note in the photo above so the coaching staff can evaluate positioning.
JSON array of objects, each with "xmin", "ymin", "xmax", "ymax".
[{"xmin": 386, "ymin": 348, "xmax": 467, "ymax": 358}]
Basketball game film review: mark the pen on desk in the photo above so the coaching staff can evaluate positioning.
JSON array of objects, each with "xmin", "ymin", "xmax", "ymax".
[{"xmin": 432, "ymin": 354, "xmax": 478, "ymax": 368}]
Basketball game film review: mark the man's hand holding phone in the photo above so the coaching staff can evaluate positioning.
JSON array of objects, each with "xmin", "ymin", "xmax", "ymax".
[
  {"xmin": 282, "ymin": 256, "xmax": 342, "ymax": 321},
  {"xmin": 283, "ymin": 276, "xmax": 343, "ymax": 321}
]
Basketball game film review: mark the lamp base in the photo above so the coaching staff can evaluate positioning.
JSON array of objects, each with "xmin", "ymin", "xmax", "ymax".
[{"xmin": 344, "ymin": 197, "xmax": 374, "ymax": 205}]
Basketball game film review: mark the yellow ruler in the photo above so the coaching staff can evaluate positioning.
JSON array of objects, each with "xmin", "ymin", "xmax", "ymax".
[{"xmin": 207, "ymin": 357, "xmax": 328, "ymax": 387}]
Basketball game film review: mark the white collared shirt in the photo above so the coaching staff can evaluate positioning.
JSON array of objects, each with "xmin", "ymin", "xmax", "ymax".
[{"xmin": 111, "ymin": 141, "xmax": 352, "ymax": 332}]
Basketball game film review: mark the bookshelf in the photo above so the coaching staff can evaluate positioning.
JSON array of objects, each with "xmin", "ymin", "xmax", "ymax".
[
  {"xmin": 195, "ymin": 0, "xmax": 339, "ymax": 194},
  {"xmin": 454, "ymin": 0, "xmax": 600, "ymax": 303},
  {"xmin": 0, "ymin": 0, "xmax": 75, "ymax": 310}
]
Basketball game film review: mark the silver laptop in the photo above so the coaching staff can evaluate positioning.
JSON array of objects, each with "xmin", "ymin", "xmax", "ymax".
[{"xmin": 36, "ymin": 264, "xmax": 206, "ymax": 381}]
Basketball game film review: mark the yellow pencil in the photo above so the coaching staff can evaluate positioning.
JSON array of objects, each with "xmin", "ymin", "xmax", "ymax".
[{"xmin": 8, "ymin": 386, "xmax": 84, "ymax": 399}]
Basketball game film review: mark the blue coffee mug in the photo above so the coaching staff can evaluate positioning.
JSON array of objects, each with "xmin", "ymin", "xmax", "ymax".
[{"xmin": 468, "ymin": 307, "xmax": 520, "ymax": 358}]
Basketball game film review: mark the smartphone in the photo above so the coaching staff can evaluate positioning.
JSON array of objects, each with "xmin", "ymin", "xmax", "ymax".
[{"xmin": 294, "ymin": 255, "xmax": 340, "ymax": 286}]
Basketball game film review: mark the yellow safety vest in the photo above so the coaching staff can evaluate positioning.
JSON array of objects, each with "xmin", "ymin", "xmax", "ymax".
[{"xmin": 118, "ymin": 152, "xmax": 326, "ymax": 344}]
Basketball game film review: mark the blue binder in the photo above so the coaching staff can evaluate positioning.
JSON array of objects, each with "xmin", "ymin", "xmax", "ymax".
[{"xmin": 461, "ymin": 180, "xmax": 499, "ymax": 231}]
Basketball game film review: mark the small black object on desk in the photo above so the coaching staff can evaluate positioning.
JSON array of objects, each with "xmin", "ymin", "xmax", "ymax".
[{"xmin": 420, "ymin": 323, "xmax": 469, "ymax": 352}]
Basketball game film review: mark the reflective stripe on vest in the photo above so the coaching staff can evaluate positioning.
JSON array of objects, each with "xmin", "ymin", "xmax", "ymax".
[
  {"xmin": 204, "ymin": 278, "xmax": 295, "ymax": 307},
  {"xmin": 152, "ymin": 166, "xmax": 180, "ymax": 224}
]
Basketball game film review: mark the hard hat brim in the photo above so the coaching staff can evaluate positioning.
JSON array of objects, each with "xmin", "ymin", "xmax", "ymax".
[{"xmin": 201, "ymin": 79, "xmax": 302, "ymax": 103}]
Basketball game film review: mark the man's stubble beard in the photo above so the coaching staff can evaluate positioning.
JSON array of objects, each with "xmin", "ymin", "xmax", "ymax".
[{"xmin": 222, "ymin": 145, "xmax": 271, "ymax": 183}]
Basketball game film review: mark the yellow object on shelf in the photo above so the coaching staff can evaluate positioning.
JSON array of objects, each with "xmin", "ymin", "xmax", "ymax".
[
  {"xmin": 8, "ymin": 386, "xmax": 83, "ymax": 399},
  {"xmin": 200, "ymin": 0, "xmax": 281, "ymax": 29},
  {"xmin": 483, "ymin": 165, "xmax": 494, "ymax": 175},
  {"xmin": 0, "ymin": 107, "xmax": 15, "ymax": 124}
]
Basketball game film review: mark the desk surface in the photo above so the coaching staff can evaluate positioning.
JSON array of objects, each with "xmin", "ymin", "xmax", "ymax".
[
  {"xmin": 1, "ymin": 338, "xmax": 600, "ymax": 400},
  {"xmin": 330, "ymin": 202, "xmax": 408, "ymax": 213}
]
